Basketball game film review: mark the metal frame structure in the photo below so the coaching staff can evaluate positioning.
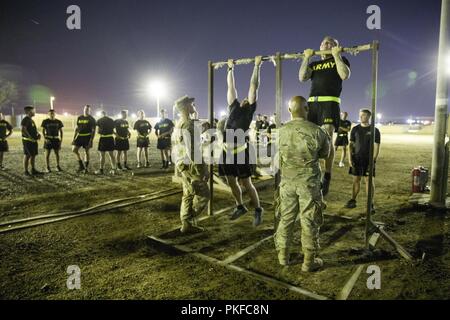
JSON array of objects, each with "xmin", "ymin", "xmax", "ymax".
[{"xmin": 207, "ymin": 41, "xmax": 414, "ymax": 261}]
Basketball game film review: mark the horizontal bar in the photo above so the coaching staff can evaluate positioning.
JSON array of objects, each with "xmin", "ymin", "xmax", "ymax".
[
  {"xmin": 213, "ymin": 55, "xmax": 275, "ymax": 69},
  {"xmin": 212, "ymin": 43, "xmax": 374, "ymax": 69},
  {"xmin": 282, "ymin": 44, "xmax": 373, "ymax": 60}
]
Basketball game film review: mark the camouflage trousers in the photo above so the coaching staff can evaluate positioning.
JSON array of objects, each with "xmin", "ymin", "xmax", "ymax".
[
  {"xmin": 180, "ymin": 173, "xmax": 210, "ymax": 223},
  {"xmin": 274, "ymin": 176, "xmax": 324, "ymax": 253}
]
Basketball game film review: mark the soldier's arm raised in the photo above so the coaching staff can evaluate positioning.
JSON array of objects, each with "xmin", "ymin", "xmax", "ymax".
[
  {"xmin": 299, "ymin": 49, "xmax": 314, "ymax": 82},
  {"xmin": 332, "ymin": 46, "xmax": 351, "ymax": 80},
  {"xmin": 248, "ymin": 56, "xmax": 262, "ymax": 105},
  {"xmin": 227, "ymin": 59, "xmax": 238, "ymax": 106}
]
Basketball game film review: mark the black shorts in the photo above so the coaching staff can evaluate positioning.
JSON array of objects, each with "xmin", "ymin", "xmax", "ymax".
[
  {"xmin": 137, "ymin": 137, "xmax": 150, "ymax": 148},
  {"xmin": 335, "ymin": 135, "xmax": 349, "ymax": 146},
  {"xmin": 44, "ymin": 139, "xmax": 61, "ymax": 150},
  {"xmin": 115, "ymin": 138, "xmax": 130, "ymax": 151},
  {"xmin": 0, "ymin": 140, "xmax": 8, "ymax": 152},
  {"xmin": 307, "ymin": 100, "xmax": 340, "ymax": 132},
  {"xmin": 349, "ymin": 159, "xmax": 376, "ymax": 177},
  {"xmin": 157, "ymin": 138, "xmax": 171, "ymax": 150},
  {"xmin": 98, "ymin": 137, "xmax": 115, "ymax": 152},
  {"xmin": 218, "ymin": 146, "xmax": 255, "ymax": 179},
  {"xmin": 23, "ymin": 141, "xmax": 38, "ymax": 156},
  {"xmin": 73, "ymin": 135, "xmax": 92, "ymax": 149}
]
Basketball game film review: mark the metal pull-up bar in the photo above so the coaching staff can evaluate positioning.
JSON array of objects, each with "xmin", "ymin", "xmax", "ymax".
[
  {"xmin": 212, "ymin": 43, "xmax": 374, "ymax": 69},
  {"xmin": 206, "ymin": 41, "xmax": 414, "ymax": 263}
]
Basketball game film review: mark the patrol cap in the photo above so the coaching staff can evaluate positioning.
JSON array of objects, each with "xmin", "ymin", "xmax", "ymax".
[{"xmin": 174, "ymin": 95, "xmax": 195, "ymax": 113}]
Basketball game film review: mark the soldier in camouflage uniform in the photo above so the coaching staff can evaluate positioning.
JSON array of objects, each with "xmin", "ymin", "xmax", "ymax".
[
  {"xmin": 274, "ymin": 96, "xmax": 330, "ymax": 272},
  {"xmin": 173, "ymin": 95, "xmax": 210, "ymax": 233}
]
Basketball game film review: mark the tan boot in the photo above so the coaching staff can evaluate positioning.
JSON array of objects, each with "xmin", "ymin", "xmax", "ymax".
[
  {"xmin": 180, "ymin": 220, "xmax": 194, "ymax": 233},
  {"xmin": 277, "ymin": 248, "xmax": 290, "ymax": 266},
  {"xmin": 301, "ymin": 250, "xmax": 323, "ymax": 272}
]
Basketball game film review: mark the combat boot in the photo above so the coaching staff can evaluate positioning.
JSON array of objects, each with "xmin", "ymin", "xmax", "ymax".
[
  {"xmin": 277, "ymin": 248, "xmax": 290, "ymax": 266},
  {"xmin": 302, "ymin": 250, "xmax": 323, "ymax": 272},
  {"xmin": 180, "ymin": 220, "xmax": 195, "ymax": 234}
]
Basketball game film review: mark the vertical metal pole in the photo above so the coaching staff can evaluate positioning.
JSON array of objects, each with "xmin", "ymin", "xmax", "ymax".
[
  {"xmin": 365, "ymin": 40, "xmax": 379, "ymax": 248},
  {"xmin": 275, "ymin": 52, "xmax": 283, "ymax": 128},
  {"xmin": 208, "ymin": 61, "xmax": 214, "ymax": 216},
  {"xmin": 430, "ymin": 0, "xmax": 449, "ymax": 206},
  {"xmin": 275, "ymin": 53, "xmax": 283, "ymax": 189}
]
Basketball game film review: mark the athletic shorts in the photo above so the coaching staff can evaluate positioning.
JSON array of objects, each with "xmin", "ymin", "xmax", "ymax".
[
  {"xmin": 157, "ymin": 138, "xmax": 171, "ymax": 150},
  {"xmin": 44, "ymin": 139, "xmax": 61, "ymax": 150},
  {"xmin": 335, "ymin": 135, "xmax": 349, "ymax": 147},
  {"xmin": 349, "ymin": 159, "xmax": 376, "ymax": 177},
  {"xmin": 115, "ymin": 138, "xmax": 130, "ymax": 151},
  {"xmin": 23, "ymin": 141, "xmax": 38, "ymax": 156},
  {"xmin": 218, "ymin": 146, "xmax": 255, "ymax": 179},
  {"xmin": 137, "ymin": 137, "xmax": 150, "ymax": 148},
  {"xmin": 98, "ymin": 137, "xmax": 115, "ymax": 152},
  {"xmin": 307, "ymin": 100, "xmax": 340, "ymax": 132},
  {"xmin": 73, "ymin": 135, "xmax": 92, "ymax": 148},
  {"xmin": 0, "ymin": 140, "xmax": 8, "ymax": 152}
]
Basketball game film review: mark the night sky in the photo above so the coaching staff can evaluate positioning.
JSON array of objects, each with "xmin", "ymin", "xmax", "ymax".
[{"xmin": 0, "ymin": 0, "xmax": 443, "ymax": 122}]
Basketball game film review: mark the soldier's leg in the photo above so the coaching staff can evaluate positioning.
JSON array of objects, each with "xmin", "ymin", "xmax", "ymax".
[
  {"xmin": 322, "ymin": 124, "xmax": 335, "ymax": 172},
  {"xmin": 192, "ymin": 180, "xmax": 210, "ymax": 218},
  {"xmin": 99, "ymin": 151, "xmax": 106, "ymax": 170},
  {"xmin": 274, "ymin": 181, "xmax": 299, "ymax": 265},
  {"xmin": 137, "ymin": 147, "xmax": 142, "ymax": 165},
  {"xmin": 45, "ymin": 149, "xmax": 51, "ymax": 170},
  {"xmin": 226, "ymin": 175, "xmax": 243, "ymax": 206},
  {"xmin": 299, "ymin": 190, "xmax": 324, "ymax": 272},
  {"xmin": 180, "ymin": 175, "xmax": 194, "ymax": 223},
  {"xmin": 352, "ymin": 176, "xmax": 361, "ymax": 200},
  {"xmin": 55, "ymin": 149, "xmax": 61, "ymax": 167}
]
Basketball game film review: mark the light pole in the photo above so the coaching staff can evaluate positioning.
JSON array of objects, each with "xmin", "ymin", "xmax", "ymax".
[
  {"xmin": 148, "ymin": 81, "xmax": 166, "ymax": 118},
  {"xmin": 430, "ymin": 0, "xmax": 449, "ymax": 206}
]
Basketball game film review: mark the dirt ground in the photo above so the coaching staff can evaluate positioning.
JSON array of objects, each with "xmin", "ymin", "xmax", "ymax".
[{"xmin": 0, "ymin": 130, "xmax": 449, "ymax": 300}]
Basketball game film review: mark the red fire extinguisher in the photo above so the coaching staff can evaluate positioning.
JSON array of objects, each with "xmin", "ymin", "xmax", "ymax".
[{"xmin": 412, "ymin": 167, "xmax": 421, "ymax": 193}]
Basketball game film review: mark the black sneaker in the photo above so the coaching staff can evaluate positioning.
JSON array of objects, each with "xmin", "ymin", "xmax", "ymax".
[
  {"xmin": 56, "ymin": 166, "xmax": 62, "ymax": 172},
  {"xmin": 371, "ymin": 204, "xmax": 376, "ymax": 214},
  {"xmin": 24, "ymin": 171, "xmax": 32, "ymax": 177},
  {"xmin": 117, "ymin": 163, "xmax": 123, "ymax": 170},
  {"xmin": 230, "ymin": 206, "xmax": 248, "ymax": 221},
  {"xmin": 345, "ymin": 199, "xmax": 357, "ymax": 209},
  {"xmin": 124, "ymin": 164, "xmax": 131, "ymax": 171},
  {"xmin": 95, "ymin": 169, "xmax": 104, "ymax": 175},
  {"xmin": 321, "ymin": 177, "xmax": 331, "ymax": 197},
  {"xmin": 253, "ymin": 208, "xmax": 264, "ymax": 227},
  {"xmin": 145, "ymin": 162, "xmax": 150, "ymax": 168}
]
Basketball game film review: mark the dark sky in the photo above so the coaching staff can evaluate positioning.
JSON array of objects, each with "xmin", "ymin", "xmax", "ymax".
[{"xmin": 0, "ymin": 0, "xmax": 443, "ymax": 121}]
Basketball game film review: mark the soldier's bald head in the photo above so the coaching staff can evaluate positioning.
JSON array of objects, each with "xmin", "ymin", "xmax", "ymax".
[{"xmin": 288, "ymin": 96, "xmax": 308, "ymax": 118}]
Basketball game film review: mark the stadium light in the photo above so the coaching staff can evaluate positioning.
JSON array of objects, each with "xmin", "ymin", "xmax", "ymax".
[
  {"xmin": 96, "ymin": 111, "xmax": 102, "ymax": 117},
  {"xmin": 63, "ymin": 112, "xmax": 69, "ymax": 117},
  {"xmin": 147, "ymin": 80, "xmax": 166, "ymax": 118},
  {"xmin": 131, "ymin": 113, "xmax": 137, "ymax": 119},
  {"xmin": 220, "ymin": 110, "xmax": 227, "ymax": 117},
  {"xmin": 376, "ymin": 113, "xmax": 382, "ymax": 121}
]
